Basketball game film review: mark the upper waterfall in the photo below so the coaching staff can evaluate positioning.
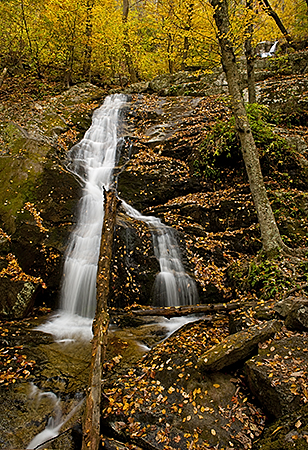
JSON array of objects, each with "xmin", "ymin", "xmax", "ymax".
[{"xmin": 60, "ymin": 94, "xmax": 127, "ymax": 318}]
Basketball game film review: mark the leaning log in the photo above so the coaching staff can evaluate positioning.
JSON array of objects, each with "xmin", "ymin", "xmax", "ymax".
[
  {"xmin": 131, "ymin": 302, "xmax": 253, "ymax": 318},
  {"xmin": 82, "ymin": 189, "xmax": 118, "ymax": 450},
  {"xmin": 0, "ymin": 67, "xmax": 7, "ymax": 89}
]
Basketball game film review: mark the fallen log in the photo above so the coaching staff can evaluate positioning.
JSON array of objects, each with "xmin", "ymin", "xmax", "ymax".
[
  {"xmin": 82, "ymin": 189, "xmax": 118, "ymax": 450},
  {"xmin": 131, "ymin": 301, "xmax": 253, "ymax": 318}
]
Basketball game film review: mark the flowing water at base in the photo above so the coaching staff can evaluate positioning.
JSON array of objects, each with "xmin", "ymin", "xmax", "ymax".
[{"xmin": 26, "ymin": 385, "xmax": 84, "ymax": 449}]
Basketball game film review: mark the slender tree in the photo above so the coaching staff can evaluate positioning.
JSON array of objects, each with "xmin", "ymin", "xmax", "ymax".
[
  {"xmin": 244, "ymin": 0, "xmax": 256, "ymax": 103},
  {"xmin": 83, "ymin": 0, "xmax": 94, "ymax": 80},
  {"xmin": 209, "ymin": 0, "xmax": 286, "ymax": 256},
  {"xmin": 181, "ymin": 1, "xmax": 194, "ymax": 70},
  {"xmin": 122, "ymin": 0, "xmax": 138, "ymax": 83},
  {"xmin": 258, "ymin": 0, "xmax": 293, "ymax": 45}
]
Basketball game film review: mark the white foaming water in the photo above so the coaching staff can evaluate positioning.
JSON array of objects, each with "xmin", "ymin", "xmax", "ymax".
[
  {"xmin": 37, "ymin": 94, "xmax": 126, "ymax": 340},
  {"xmin": 35, "ymin": 312, "xmax": 93, "ymax": 341},
  {"xmin": 122, "ymin": 201, "xmax": 198, "ymax": 306},
  {"xmin": 61, "ymin": 94, "xmax": 127, "ymax": 319},
  {"xmin": 27, "ymin": 385, "xmax": 83, "ymax": 449}
]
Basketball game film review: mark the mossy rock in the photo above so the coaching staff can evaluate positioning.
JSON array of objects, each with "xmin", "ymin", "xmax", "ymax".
[{"xmin": 253, "ymin": 404, "xmax": 308, "ymax": 450}]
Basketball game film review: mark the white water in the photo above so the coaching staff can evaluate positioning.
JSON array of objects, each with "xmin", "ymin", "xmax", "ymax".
[
  {"xmin": 36, "ymin": 94, "xmax": 126, "ymax": 340},
  {"xmin": 261, "ymin": 40, "xmax": 278, "ymax": 58},
  {"xmin": 37, "ymin": 93, "xmax": 198, "ymax": 340},
  {"xmin": 27, "ymin": 385, "xmax": 83, "ymax": 449},
  {"xmin": 60, "ymin": 94, "xmax": 127, "ymax": 318},
  {"xmin": 122, "ymin": 201, "xmax": 198, "ymax": 306}
]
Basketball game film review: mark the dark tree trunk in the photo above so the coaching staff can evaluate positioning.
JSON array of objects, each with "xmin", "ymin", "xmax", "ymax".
[
  {"xmin": 167, "ymin": 33, "xmax": 175, "ymax": 73},
  {"xmin": 82, "ymin": 190, "xmax": 118, "ymax": 450},
  {"xmin": 259, "ymin": 0, "xmax": 293, "ymax": 45},
  {"xmin": 181, "ymin": 2, "xmax": 194, "ymax": 71},
  {"xmin": 122, "ymin": 0, "xmax": 137, "ymax": 83},
  {"xmin": 244, "ymin": 0, "xmax": 256, "ymax": 103},
  {"xmin": 20, "ymin": 0, "xmax": 42, "ymax": 79},
  {"xmin": 210, "ymin": 0, "xmax": 285, "ymax": 256},
  {"xmin": 83, "ymin": 0, "xmax": 94, "ymax": 81}
]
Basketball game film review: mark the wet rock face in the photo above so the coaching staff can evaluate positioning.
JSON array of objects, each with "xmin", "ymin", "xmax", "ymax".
[
  {"xmin": 110, "ymin": 214, "xmax": 159, "ymax": 307},
  {"xmin": 0, "ymin": 84, "xmax": 104, "ymax": 316}
]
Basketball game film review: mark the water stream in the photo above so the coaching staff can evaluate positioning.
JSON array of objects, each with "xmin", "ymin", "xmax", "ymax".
[
  {"xmin": 38, "ymin": 93, "xmax": 197, "ymax": 340},
  {"xmin": 122, "ymin": 201, "xmax": 198, "ymax": 306},
  {"xmin": 29, "ymin": 93, "xmax": 198, "ymax": 448}
]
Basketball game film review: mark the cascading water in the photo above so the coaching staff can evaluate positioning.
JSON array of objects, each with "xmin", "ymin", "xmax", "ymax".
[
  {"xmin": 26, "ymin": 385, "xmax": 83, "ymax": 449},
  {"xmin": 37, "ymin": 93, "xmax": 197, "ymax": 341},
  {"xmin": 122, "ymin": 201, "xmax": 198, "ymax": 306},
  {"xmin": 36, "ymin": 94, "xmax": 127, "ymax": 340},
  {"xmin": 60, "ymin": 94, "xmax": 127, "ymax": 319}
]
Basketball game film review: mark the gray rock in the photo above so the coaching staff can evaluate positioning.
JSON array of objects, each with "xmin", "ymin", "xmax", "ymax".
[
  {"xmin": 285, "ymin": 298, "xmax": 308, "ymax": 331},
  {"xmin": 198, "ymin": 319, "xmax": 282, "ymax": 372},
  {"xmin": 0, "ymin": 278, "xmax": 38, "ymax": 319},
  {"xmin": 245, "ymin": 335, "xmax": 308, "ymax": 419},
  {"xmin": 274, "ymin": 296, "xmax": 298, "ymax": 318}
]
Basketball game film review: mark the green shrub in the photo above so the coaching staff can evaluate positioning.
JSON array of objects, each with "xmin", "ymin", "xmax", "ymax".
[{"xmin": 194, "ymin": 103, "xmax": 291, "ymax": 181}]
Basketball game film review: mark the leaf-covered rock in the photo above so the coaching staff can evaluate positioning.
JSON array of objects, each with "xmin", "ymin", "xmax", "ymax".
[
  {"xmin": 245, "ymin": 335, "xmax": 308, "ymax": 419},
  {"xmin": 197, "ymin": 319, "xmax": 282, "ymax": 372}
]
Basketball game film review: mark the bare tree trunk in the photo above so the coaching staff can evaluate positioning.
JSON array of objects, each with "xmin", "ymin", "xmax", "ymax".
[
  {"xmin": 210, "ymin": 0, "xmax": 285, "ymax": 256},
  {"xmin": 244, "ymin": 0, "xmax": 256, "ymax": 103},
  {"xmin": 20, "ymin": 0, "xmax": 42, "ymax": 79},
  {"xmin": 82, "ymin": 190, "xmax": 118, "ymax": 450},
  {"xmin": 181, "ymin": 1, "xmax": 194, "ymax": 71},
  {"xmin": 259, "ymin": 0, "xmax": 293, "ymax": 45},
  {"xmin": 122, "ymin": 0, "xmax": 137, "ymax": 83},
  {"xmin": 83, "ymin": 0, "xmax": 94, "ymax": 81},
  {"xmin": 167, "ymin": 33, "xmax": 175, "ymax": 73}
]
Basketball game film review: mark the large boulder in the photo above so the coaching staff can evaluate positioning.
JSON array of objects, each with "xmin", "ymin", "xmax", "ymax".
[{"xmin": 245, "ymin": 335, "xmax": 308, "ymax": 419}]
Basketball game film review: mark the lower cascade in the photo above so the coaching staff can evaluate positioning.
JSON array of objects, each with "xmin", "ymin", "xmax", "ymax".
[{"xmin": 122, "ymin": 201, "xmax": 198, "ymax": 306}]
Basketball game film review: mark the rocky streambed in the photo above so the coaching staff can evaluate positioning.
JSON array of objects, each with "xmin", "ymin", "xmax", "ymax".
[{"xmin": 1, "ymin": 296, "xmax": 308, "ymax": 450}]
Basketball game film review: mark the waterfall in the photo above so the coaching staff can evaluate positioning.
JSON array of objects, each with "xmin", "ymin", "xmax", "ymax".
[
  {"xmin": 122, "ymin": 201, "xmax": 198, "ymax": 307},
  {"xmin": 60, "ymin": 94, "xmax": 127, "ymax": 319},
  {"xmin": 37, "ymin": 93, "xmax": 197, "ymax": 340}
]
